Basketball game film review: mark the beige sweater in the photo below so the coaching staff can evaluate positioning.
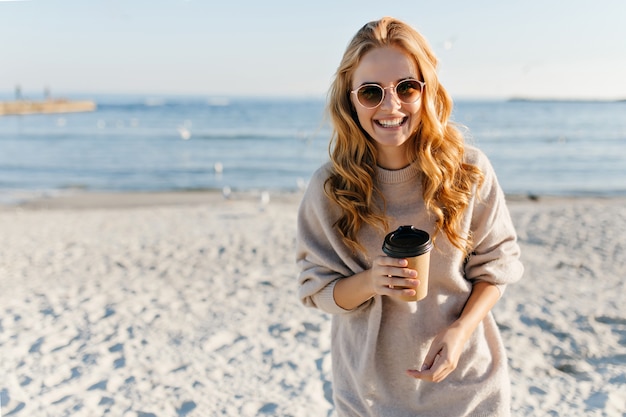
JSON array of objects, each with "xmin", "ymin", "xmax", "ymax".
[{"xmin": 296, "ymin": 146, "xmax": 523, "ymax": 417}]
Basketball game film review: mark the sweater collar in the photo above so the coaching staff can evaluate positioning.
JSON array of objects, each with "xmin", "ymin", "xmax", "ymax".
[{"xmin": 376, "ymin": 161, "xmax": 421, "ymax": 184}]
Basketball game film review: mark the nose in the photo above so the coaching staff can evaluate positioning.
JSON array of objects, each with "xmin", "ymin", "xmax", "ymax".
[{"xmin": 379, "ymin": 86, "xmax": 401, "ymax": 110}]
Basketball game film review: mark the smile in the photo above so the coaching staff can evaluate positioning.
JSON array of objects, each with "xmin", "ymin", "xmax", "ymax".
[{"xmin": 375, "ymin": 117, "xmax": 407, "ymax": 128}]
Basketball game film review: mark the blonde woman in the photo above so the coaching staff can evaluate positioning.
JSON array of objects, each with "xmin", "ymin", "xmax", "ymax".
[{"xmin": 297, "ymin": 17, "xmax": 524, "ymax": 416}]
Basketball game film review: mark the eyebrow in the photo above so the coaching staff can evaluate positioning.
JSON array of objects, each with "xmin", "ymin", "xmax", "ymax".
[{"xmin": 356, "ymin": 77, "xmax": 416, "ymax": 87}]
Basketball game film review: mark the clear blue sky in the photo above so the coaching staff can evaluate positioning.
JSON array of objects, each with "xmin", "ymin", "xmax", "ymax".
[{"xmin": 2, "ymin": 0, "xmax": 625, "ymax": 100}]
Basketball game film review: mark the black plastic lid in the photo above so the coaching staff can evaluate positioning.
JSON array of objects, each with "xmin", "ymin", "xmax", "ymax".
[{"xmin": 382, "ymin": 225, "xmax": 432, "ymax": 258}]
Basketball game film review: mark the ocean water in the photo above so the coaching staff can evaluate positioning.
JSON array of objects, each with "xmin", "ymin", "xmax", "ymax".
[
  {"xmin": 0, "ymin": 95, "xmax": 625, "ymax": 203},
  {"xmin": 455, "ymin": 100, "xmax": 626, "ymax": 196}
]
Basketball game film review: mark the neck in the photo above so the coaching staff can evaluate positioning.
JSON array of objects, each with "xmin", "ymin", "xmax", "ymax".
[{"xmin": 376, "ymin": 148, "xmax": 410, "ymax": 170}]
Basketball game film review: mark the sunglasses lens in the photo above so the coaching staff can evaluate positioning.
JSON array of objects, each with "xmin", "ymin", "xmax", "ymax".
[
  {"xmin": 357, "ymin": 85, "xmax": 383, "ymax": 108},
  {"xmin": 396, "ymin": 80, "xmax": 423, "ymax": 103}
]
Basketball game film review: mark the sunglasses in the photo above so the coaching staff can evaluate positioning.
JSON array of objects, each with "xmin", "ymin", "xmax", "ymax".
[{"xmin": 351, "ymin": 79, "xmax": 426, "ymax": 109}]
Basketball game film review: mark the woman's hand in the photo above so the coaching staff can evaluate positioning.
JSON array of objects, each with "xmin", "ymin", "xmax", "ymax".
[
  {"xmin": 405, "ymin": 322, "xmax": 469, "ymax": 383},
  {"xmin": 368, "ymin": 255, "xmax": 419, "ymax": 300},
  {"xmin": 333, "ymin": 255, "xmax": 420, "ymax": 310},
  {"xmin": 405, "ymin": 282, "xmax": 501, "ymax": 383}
]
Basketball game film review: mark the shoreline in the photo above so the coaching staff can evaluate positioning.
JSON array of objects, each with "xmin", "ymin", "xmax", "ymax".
[
  {"xmin": 1, "ymin": 189, "xmax": 306, "ymax": 211},
  {"xmin": 3, "ymin": 189, "xmax": 626, "ymax": 211}
]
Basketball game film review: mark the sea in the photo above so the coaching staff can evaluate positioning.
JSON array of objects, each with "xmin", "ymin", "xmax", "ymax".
[{"xmin": 1, "ymin": 95, "xmax": 625, "ymax": 204}]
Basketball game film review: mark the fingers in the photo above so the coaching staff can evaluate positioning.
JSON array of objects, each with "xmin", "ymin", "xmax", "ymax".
[
  {"xmin": 406, "ymin": 352, "xmax": 451, "ymax": 383},
  {"xmin": 405, "ymin": 323, "xmax": 466, "ymax": 383},
  {"xmin": 374, "ymin": 257, "xmax": 417, "ymax": 279},
  {"xmin": 370, "ymin": 256, "xmax": 419, "ymax": 297},
  {"xmin": 374, "ymin": 256, "xmax": 408, "ymax": 270},
  {"xmin": 421, "ymin": 347, "xmax": 441, "ymax": 371},
  {"xmin": 380, "ymin": 275, "xmax": 419, "ymax": 297}
]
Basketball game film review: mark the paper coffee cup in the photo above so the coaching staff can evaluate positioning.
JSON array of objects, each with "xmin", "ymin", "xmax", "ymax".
[{"xmin": 382, "ymin": 225, "xmax": 433, "ymax": 301}]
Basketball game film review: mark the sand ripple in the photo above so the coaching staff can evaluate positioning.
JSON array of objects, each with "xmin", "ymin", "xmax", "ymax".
[{"xmin": 0, "ymin": 194, "xmax": 624, "ymax": 416}]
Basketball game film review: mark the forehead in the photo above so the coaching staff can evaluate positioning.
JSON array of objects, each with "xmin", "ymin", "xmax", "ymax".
[{"xmin": 352, "ymin": 46, "xmax": 417, "ymax": 85}]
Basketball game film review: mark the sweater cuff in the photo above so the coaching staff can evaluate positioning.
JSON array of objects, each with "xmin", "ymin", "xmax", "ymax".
[{"xmin": 311, "ymin": 279, "xmax": 353, "ymax": 314}]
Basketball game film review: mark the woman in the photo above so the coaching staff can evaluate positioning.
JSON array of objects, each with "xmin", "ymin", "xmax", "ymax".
[{"xmin": 296, "ymin": 17, "xmax": 524, "ymax": 417}]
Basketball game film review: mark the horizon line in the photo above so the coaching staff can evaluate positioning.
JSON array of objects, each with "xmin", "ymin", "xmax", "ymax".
[{"xmin": 1, "ymin": 90, "xmax": 625, "ymax": 103}]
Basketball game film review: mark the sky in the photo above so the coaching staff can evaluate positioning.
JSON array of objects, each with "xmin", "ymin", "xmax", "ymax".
[{"xmin": 1, "ymin": 0, "xmax": 626, "ymax": 100}]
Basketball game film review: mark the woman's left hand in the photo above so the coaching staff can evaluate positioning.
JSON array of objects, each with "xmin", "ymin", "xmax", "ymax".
[{"xmin": 405, "ymin": 322, "xmax": 469, "ymax": 383}]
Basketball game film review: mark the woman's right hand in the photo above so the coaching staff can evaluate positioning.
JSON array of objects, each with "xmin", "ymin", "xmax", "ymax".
[
  {"xmin": 333, "ymin": 255, "xmax": 419, "ymax": 310},
  {"xmin": 367, "ymin": 255, "xmax": 419, "ymax": 299}
]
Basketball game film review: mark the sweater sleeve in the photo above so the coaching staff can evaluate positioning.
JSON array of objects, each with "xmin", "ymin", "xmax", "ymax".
[
  {"xmin": 296, "ymin": 165, "xmax": 360, "ymax": 314},
  {"xmin": 464, "ymin": 149, "xmax": 524, "ymax": 296}
]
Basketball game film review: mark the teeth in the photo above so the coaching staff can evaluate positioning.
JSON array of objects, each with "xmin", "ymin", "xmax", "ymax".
[{"xmin": 378, "ymin": 118, "xmax": 404, "ymax": 127}]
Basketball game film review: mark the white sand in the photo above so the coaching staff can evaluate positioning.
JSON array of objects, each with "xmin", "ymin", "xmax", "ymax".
[{"xmin": 1, "ymin": 192, "xmax": 625, "ymax": 416}]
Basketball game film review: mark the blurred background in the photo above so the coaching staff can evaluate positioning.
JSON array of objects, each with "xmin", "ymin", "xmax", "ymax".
[{"xmin": 1, "ymin": 0, "xmax": 625, "ymax": 203}]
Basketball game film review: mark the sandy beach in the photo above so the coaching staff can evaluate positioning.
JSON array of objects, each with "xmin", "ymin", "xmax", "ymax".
[{"xmin": 1, "ymin": 191, "xmax": 625, "ymax": 416}]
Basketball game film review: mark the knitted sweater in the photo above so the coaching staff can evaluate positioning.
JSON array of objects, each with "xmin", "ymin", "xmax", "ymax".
[{"xmin": 296, "ymin": 146, "xmax": 524, "ymax": 417}]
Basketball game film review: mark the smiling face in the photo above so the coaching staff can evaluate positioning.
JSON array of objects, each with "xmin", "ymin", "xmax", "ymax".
[{"xmin": 351, "ymin": 46, "xmax": 422, "ymax": 170}]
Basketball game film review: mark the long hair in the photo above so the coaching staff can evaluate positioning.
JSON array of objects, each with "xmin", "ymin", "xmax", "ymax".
[{"xmin": 325, "ymin": 16, "xmax": 484, "ymax": 253}]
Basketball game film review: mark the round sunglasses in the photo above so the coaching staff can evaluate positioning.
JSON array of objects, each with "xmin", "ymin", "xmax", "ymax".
[{"xmin": 351, "ymin": 79, "xmax": 426, "ymax": 109}]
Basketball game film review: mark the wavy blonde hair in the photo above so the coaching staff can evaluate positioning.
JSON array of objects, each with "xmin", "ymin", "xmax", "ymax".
[{"xmin": 325, "ymin": 17, "xmax": 484, "ymax": 253}]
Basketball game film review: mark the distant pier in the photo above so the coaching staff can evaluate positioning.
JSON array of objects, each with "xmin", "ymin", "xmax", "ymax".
[{"xmin": 0, "ymin": 99, "xmax": 97, "ymax": 116}]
